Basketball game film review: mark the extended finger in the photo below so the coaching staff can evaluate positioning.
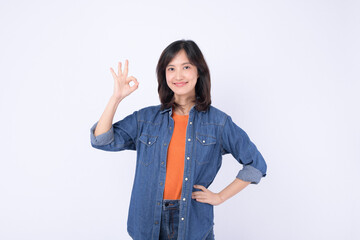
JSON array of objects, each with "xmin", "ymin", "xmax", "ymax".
[
  {"xmin": 110, "ymin": 67, "xmax": 118, "ymax": 80},
  {"xmin": 123, "ymin": 59, "xmax": 129, "ymax": 77},
  {"xmin": 118, "ymin": 62, "xmax": 122, "ymax": 76}
]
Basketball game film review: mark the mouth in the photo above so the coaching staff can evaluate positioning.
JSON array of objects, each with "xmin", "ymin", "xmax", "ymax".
[{"xmin": 174, "ymin": 82, "xmax": 188, "ymax": 87}]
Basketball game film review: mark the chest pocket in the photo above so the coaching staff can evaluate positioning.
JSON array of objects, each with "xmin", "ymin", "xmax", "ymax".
[
  {"xmin": 138, "ymin": 134, "xmax": 158, "ymax": 166},
  {"xmin": 195, "ymin": 133, "xmax": 217, "ymax": 164}
]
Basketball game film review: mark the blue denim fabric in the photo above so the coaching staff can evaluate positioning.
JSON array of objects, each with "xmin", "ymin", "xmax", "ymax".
[
  {"xmin": 160, "ymin": 200, "xmax": 215, "ymax": 240},
  {"xmin": 90, "ymin": 104, "xmax": 267, "ymax": 240},
  {"xmin": 159, "ymin": 200, "xmax": 180, "ymax": 240}
]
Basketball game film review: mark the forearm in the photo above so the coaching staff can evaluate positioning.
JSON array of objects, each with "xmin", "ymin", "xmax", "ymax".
[
  {"xmin": 218, "ymin": 178, "xmax": 251, "ymax": 203},
  {"xmin": 94, "ymin": 96, "xmax": 122, "ymax": 137}
]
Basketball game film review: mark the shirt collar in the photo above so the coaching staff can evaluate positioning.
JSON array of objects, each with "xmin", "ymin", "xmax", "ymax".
[
  {"xmin": 160, "ymin": 104, "xmax": 207, "ymax": 114},
  {"xmin": 160, "ymin": 106, "xmax": 172, "ymax": 114}
]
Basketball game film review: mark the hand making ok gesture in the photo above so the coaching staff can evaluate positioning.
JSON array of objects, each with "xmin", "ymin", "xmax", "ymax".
[{"xmin": 110, "ymin": 59, "xmax": 139, "ymax": 102}]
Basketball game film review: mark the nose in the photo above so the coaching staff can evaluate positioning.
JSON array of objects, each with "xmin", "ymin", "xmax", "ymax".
[{"xmin": 175, "ymin": 69, "xmax": 183, "ymax": 80}]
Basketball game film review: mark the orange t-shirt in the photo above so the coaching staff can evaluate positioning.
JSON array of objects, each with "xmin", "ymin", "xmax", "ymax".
[{"xmin": 163, "ymin": 111, "xmax": 188, "ymax": 200}]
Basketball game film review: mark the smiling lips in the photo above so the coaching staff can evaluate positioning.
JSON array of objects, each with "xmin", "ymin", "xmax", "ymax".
[{"xmin": 174, "ymin": 82, "xmax": 187, "ymax": 87}]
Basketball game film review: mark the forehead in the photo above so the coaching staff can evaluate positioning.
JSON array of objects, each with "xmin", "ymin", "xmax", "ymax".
[{"xmin": 167, "ymin": 50, "xmax": 190, "ymax": 65}]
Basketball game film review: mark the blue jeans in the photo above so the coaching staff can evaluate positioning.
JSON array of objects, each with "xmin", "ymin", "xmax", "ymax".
[{"xmin": 159, "ymin": 199, "xmax": 215, "ymax": 240}]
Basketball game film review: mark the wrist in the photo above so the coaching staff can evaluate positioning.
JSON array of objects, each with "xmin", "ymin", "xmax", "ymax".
[
  {"xmin": 110, "ymin": 95, "xmax": 123, "ymax": 105},
  {"xmin": 217, "ymin": 192, "xmax": 226, "ymax": 204}
]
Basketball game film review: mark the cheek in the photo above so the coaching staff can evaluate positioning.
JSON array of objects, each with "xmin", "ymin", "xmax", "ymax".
[
  {"xmin": 165, "ymin": 72, "xmax": 173, "ymax": 81},
  {"xmin": 165, "ymin": 77, "xmax": 172, "ymax": 88},
  {"xmin": 186, "ymin": 71, "xmax": 198, "ymax": 81},
  {"xmin": 166, "ymin": 80, "xmax": 171, "ymax": 88}
]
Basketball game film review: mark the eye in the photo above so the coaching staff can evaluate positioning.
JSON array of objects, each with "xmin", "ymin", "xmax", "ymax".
[
  {"xmin": 167, "ymin": 67, "xmax": 174, "ymax": 71},
  {"xmin": 184, "ymin": 66, "xmax": 190, "ymax": 69}
]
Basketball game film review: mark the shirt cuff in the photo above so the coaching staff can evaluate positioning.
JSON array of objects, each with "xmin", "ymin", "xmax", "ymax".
[
  {"xmin": 236, "ymin": 165, "xmax": 263, "ymax": 184},
  {"xmin": 90, "ymin": 121, "xmax": 114, "ymax": 146}
]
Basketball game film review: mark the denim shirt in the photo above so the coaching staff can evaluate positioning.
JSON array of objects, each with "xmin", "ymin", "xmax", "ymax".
[{"xmin": 90, "ymin": 104, "xmax": 267, "ymax": 240}]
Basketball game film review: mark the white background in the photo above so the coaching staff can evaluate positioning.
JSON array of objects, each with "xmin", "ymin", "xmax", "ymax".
[{"xmin": 1, "ymin": 0, "xmax": 359, "ymax": 239}]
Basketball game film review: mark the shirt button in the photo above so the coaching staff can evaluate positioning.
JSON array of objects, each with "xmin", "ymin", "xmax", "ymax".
[
  {"xmin": 148, "ymin": 141, "xmax": 151, "ymax": 144},
  {"xmin": 161, "ymin": 161, "xmax": 164, "ymax": 165},
  {"xmin": 183, "ymin": 198, "xmax": 186, "ymax": 201},
  {"xmin": 169, "ymin": 127, "xmax": 172, "ymax": 130},
  {"xmin": 157, "ymin": 202, "xmax": 160, "ymax": 205},
  {"xmin": 155, "ymin": 221, "xmax": 159, "ymax": 224},
  {"xmin": 159, "ymin": 182, "xmax": 163, "ymax": 185},
  {"xmin": 202, "ymin": 140, "xmax": 205, "ymax": 143},
  {"xmin": 190, "ymin": 122, "xmax": 192, "ymax": 124},
  {"xmin": 188, "ymin": 138, "xmax": 191, "ymax": 141},
  {"xmin": 181, "ymin": 217, "xmax": 184, "ymax": 221},
  {"xmin": 185, "ymin": 178, "xmax": 188, "ymax": 181},
  {"xmin": 164, "ymin": 143, "xmax": 167, "ymax": 146},
  {"xmin": 186, "ymin": 157, "xmax": 190, "ymax": 160}
]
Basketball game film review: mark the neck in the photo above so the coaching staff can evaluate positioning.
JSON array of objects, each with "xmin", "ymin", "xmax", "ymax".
[{"xmin": 173, "ymin": 95, "xmax": 196, "ymax": 115}]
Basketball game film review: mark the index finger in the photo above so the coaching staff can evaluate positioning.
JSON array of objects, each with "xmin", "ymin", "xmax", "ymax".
[{"xmin": 194, "ymin": 185, "xmax": 206, "ymax": 191}]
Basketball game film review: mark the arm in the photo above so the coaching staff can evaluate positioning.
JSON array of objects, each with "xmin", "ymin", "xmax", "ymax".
[
  {"xmin": 90, "ymin": 60, "xmax": 140, "ymax": 151},
  {"xmin": 192, "ymin": 115, "xmax": 267, "ymax": 205},
  {"xmin": 93, "ymin": 96, "xmax": 121, "ymax": 137},
  {"xmin": 221, "ymin": 115, "xmax": 267, "ymax": 184},
  {"xmin": 218, "ymin": 178, "xmax": 251, "ymax": 203},
  {"xmin": 94, "ymin": 60, "xmax": 139, "ymax": 137},
  {"xmin": 192, "ymin": 178, "xmax": 250, "ymax": 206}
]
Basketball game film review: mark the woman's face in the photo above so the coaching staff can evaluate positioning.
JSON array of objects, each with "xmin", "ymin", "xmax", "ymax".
[{"xmin": 165, "ymin": 49, "xmax": 199, "ymax": 101}]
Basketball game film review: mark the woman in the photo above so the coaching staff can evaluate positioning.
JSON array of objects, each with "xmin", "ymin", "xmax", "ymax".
[{"xmin": 90, "ymin": 40, "xmax": 267, "ymax": 240}]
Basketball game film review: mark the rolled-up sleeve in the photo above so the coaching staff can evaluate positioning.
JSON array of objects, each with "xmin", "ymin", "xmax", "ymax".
[
  {"xmin": 220, "ymin": 115, "xmax": 267, "ymax": 184},
  {"xmin": 90, "ymin": 110, "xmax": 138, "ymax": 152}
]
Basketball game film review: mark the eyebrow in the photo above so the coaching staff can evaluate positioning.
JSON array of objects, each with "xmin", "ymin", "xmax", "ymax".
[{"xmin": 167, "ymin": 62, "xmax": 192, "ymax": 67}]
